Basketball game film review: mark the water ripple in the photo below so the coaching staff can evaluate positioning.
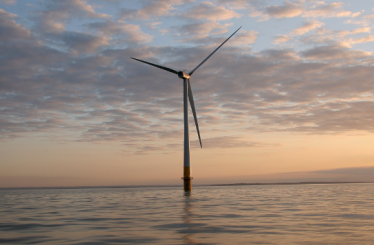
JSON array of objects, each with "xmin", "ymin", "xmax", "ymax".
[{"xmin": 0, "ymin": 184, "xmax": 374, "ymax": 244}]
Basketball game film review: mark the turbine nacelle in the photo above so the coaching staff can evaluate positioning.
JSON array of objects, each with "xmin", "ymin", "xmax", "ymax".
[{"xmin": 178, "ymin": 71, "xmax": 190, "ymax": 80}]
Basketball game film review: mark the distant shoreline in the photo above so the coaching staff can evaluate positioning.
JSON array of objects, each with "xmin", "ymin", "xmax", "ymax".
[
  {"xmin": 0, "ymin": 181, "xmax": 371, "ymax": 190},
  {"xmin": 208, "ymin": 181, "xmax": 369, "ymax": 186}
]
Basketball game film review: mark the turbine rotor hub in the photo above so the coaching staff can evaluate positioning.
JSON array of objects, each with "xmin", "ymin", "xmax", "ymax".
[{"xmin": 178, "ymin": 71, "xmax": 190, "ymax": 79}]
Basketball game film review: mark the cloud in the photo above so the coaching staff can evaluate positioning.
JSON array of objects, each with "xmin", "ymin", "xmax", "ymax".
[
  {"xmin": 262, "ymin": 49, "xmax": 300, "ymax": 61},
  {"xmin": 352, "ymin": 27, "xmax": 371, "ymax": 35},
  {"xmin": 351, "ymin": 12, "xmax": 361, "ymax": 18},
  {"xmin": 301, "ymin": 44, "xmax": 371, "ymax": 61},
  {"xmin": 87, "ymin": 20, "xmax": 153, "ymax": 44},
  {"xmin": 259, "ymin": 101, "xmax": 374, "ymax": 134},
  {"xmin": 128, "ymin": 136, "xmax": 279, "ymax": 154},
  {"xmin": 183, "ymin": 1, "xmax": 240, "ymax": 21},
  {"xmin": 304, "ymin": 2, "xmax": 354, "ymax": 18},
  {"xmin": 53, "ymin": 31, "xmax": 109, "ymax": 53},
  {"xmin": 2, "ymin": 0, "xmax": 374, "ymax": 155},
  {"xmin": 297, "ymin": 25, "xmax": 374, "ymax": 48},
  {"xmin": 2, "ymin": 21, "xmax": 374, "ymax": 147},
  {"xmin": 172, "ymin": 25, "xmax": 250, "ymax": 46},
  {"xmin": 215, "ymin": 0, "xmax": 262, "ymax": 9},
  {"xmin": 0, "ymin": 9, "xmax": 31, "ymax": 41},
  {"xmin": 137, "ymin": 0, "xmax": 187, "ymax": 19},
  {"xmin": 170, "ymin": 22, "xmax": 229, "ymax": 40},
  {"xmin": 118, "ymin": 0, "xmax": 191, "ymax": 20},
  {"xmin": 273, "ymin": 35, "xmax": 292, "ymax": 44},
  {"xmin": 0, "ymin": 0, "xmax": 16, "ymax": 5},
  {"xmin": 251, "ymin": 1, "xmax": 357, "ymax": 21},
  {"xmin": 230, "ymin": 30, "xmax": 258, "ymax": 45},
  {"xmin": 292, "ymin": 20, "xmax": 324, "ymax": 35},
  {"xmin": 363, "ymin": 14, "xmax": 374, "ymax": 20},
  {"xmin": 190, "ymin": 136, "xmax": 280, "ymax": 149},
  {"xmin": 118, "ymin": 8, "xmax": 138, "ymax": 19},
  {"xmin": 266, "ymin": 1, "xmax": 304, "ymax": 19},
  {"xmin": 145, "ymin": 22, "xmax": 162, "ymax": 30},
  {"xmin": 33, "ymin": 0, "xmax": 109, "ymax": 33},
  {"xmin": 28, "ymin": 1, "xmax": 132, "ymax": 53},
  {"xmin": 173, "ymin": 26, "xmax": 257, "ymax": 46},
  {"xmin": 351, "ymin": 35, "xmax": 374, "ymax": 44}
]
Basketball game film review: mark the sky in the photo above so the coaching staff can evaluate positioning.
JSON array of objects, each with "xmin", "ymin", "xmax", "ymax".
[{"xmin": 1, "ymin": 0, "xmax": 374, "ymax": 187}]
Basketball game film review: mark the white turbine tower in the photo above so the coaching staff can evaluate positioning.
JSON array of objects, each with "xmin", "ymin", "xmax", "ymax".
[{"xmin": 131, "ymin": 27, "xmax": 241, "ymax": 191}]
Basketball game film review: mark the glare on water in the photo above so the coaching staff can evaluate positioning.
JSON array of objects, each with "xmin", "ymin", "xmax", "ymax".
[{"xmin": 1, "ymin": 183, "xmax": 374, "ymax": 244}]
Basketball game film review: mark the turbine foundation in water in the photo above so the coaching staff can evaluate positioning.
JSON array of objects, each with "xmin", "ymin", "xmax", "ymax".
[{"xmin": 182, "ymin": 177, "xmax": 192, "ymax": 192}]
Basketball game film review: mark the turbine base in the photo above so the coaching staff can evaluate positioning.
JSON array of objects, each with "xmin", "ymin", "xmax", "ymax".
[{"xmin": 182, "ymin": 177, "xmax": 193, "ymax": 192}]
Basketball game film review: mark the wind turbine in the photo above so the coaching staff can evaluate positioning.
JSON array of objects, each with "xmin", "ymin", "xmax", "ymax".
[{"xmin": 131, "ymin": 26, "xmax": 241, "ymax": 191}]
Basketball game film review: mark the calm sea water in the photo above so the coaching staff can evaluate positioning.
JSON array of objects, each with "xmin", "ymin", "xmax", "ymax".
[{"xmin": 1, "ymin": 183, "xmax": 374, "ymax": 244}]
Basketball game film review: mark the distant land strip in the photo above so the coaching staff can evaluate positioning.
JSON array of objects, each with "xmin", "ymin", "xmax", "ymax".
[{"xmin": 207, "ymin": 181, "xmax": 370, "ymax": 186}]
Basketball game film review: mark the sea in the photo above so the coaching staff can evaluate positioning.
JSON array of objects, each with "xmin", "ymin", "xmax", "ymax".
[{"xmin": 1, "ymin": 183, "xmax": 374, "ymax": 244}]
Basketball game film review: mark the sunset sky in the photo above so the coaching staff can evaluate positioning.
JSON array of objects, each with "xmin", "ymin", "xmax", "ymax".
[{"xmin": 1, "ymin": 0, "xmax": 374, "ymax": 187}]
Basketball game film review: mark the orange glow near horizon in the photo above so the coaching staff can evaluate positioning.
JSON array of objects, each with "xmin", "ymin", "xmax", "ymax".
[{"xmin": 2, "ymin": 131, "xmax": 374, "ymax": 187}]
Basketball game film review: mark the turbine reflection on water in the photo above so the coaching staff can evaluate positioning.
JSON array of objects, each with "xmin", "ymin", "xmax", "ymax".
[{"xmin": 182, "ymin": 191, "xmax": 198, "ymax": 244}]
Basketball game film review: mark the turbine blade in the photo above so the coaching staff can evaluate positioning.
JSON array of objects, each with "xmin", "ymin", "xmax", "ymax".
[
  {"xmin": 131, "ymin": 57, "xmax": 178, "ymax": 74},
  {"xmin": 187, "ymin": 79, "xmax": 202, "ymax": 148},
  {"xmin": 189, "ymin": 26, "xmax": 242, "ymax": 76}
]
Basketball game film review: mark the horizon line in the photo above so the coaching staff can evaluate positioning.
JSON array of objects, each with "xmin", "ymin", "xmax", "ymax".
[{"xmin": 0, "ymin": 181, "xmax": 371, "ymax": 190}]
